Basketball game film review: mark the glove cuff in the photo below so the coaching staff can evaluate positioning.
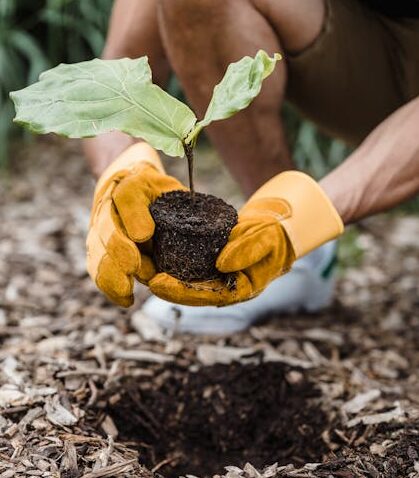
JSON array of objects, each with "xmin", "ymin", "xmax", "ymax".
[
  {"xmin": 248, "ymin": 171, "xmax": 344, "ymax": 258},
  {"xmin": 95, "ymin": 142, "xmax": 164, "ymax": 195}
]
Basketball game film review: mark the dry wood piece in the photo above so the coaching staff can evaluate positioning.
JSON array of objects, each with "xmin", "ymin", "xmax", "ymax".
[
  {"xmin": 197, "ymin": 345, "xmax": 256, "ymax": 365},
  {"xmin": 79, "ymin": 459, "xmax": 137, "ymax": 478},
  {"xmin": 60, "ymin": 441, "xmax": 79, "ymax": 478},
  {"xmin": 44, "ymin": 396, "xmax": 78, "ymax": 427},
  {"xmin": 342, "ymin": 389, "xmax": 381, "ymax": 414},
  {"xmin": 100, "ymin": 415, "xmax": 118, "ymax": 439},
  {"xmin": 347, "ymin": 402, "xmax": 406, "ymax": 428},
  {"xmin": 112, "ymin": 350, "xmax": 174, "ymax": 363},
  {"xmin": 131, "ymin": 311, "xmax": 165, "ymax": 343}
]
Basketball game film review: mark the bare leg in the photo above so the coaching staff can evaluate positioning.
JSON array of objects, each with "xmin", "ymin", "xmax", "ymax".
[
  {"xmin": 84, "ymin": 0, "xmax": 170, "ymax": 178},
  {"xmin": 157, "ymin": 0, "xmax": 325, "ymax": 195}
]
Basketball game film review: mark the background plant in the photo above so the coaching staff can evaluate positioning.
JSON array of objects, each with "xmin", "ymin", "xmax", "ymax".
[{"xmin": 0, "ymin": 0, "xmax": 112, "ymax": 166}]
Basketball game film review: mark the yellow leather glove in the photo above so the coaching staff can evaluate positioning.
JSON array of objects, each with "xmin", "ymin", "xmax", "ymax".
[
  {"xmin": 86, "ymin": 142, "xmax": 185, "ymax": 307},
  {"xmin": 150, "ymin": 171, "xmax": 344, "ymax": 306}
]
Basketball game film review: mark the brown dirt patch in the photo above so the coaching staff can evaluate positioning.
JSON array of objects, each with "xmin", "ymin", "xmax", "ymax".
[{"xmin": 107, "ymin": 362, "xmax": 328, "ymax": 477}]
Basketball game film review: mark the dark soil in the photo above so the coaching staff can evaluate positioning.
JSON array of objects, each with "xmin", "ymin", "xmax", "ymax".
[
  {"xmin": 149, "ymin": 190, "xmax": 238, "ymax": 282},
  {"xmin": 107, "ymin": 362, "xmax": 329, "ymax": 477}
]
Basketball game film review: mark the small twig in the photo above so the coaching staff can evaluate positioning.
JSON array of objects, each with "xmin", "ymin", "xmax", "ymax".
[
  {"xmin": 87, "ymin": 379, "xmax": 98, "ymax": 408},
  {"xmin": 151, "ymin": 454, "xmax": 181, "ymax": 473},
  {"xmin": 56, "ymin": 368, "xmax": 109, "ymax": 378},
  {"xmin": 112, "ymin": 350, "xmax": 173, "ymax": 364},
  {"xmin": 1, "ymin": 406, "xmax": 28, "ymax": 416},
  {"xmin": 59, "ymin": 434, "xmax": 104, "ymax": 444}
]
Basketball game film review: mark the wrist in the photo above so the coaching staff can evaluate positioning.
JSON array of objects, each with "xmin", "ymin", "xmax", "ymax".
[
  {"xmin": 95, "ymin": 142, "xmax": 163, "ymax": 194},
  {"xmin": 83, "ymin": 132, "xmax": 137, "ymax": 179},
  {"xmin": 319, "ymin": 154, "xmax": 367, "ymax": 225},
  {"xmin": 319, "ymin": 175, "xmax": 354, "ymax": 225}
]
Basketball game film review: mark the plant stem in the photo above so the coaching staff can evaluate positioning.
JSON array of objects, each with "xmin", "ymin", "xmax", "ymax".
[{"xmin": 183, "ymin": 142, "xmax": 195, "ymax": 199}]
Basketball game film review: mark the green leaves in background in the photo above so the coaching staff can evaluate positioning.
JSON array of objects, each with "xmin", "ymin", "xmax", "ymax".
[
  {"xmin": 187, "ymin": 50, "xmax": 281, "ymax": 143},
  {"xmin": 41, "ymin": 0, "xmax": 113, "ymax": 63},
  {"xmin": 0, "ymin": 0, "xmax": 113, "ymax": 167},
  {"xmin": 11, "ymin": 57, "xmax": 197, "ymax": 157}
]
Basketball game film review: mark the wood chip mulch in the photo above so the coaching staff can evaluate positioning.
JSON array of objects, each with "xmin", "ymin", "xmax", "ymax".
[{"xmin": 0, "ymin": 140, "xmax": 418, "ymax": 478}]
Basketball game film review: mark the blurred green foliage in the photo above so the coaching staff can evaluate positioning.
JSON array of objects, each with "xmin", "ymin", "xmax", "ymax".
[
  {"xmin": 282, "ymin": 103, "xmax": 352, "ymax": 179},
  {"xmin": 337, "ymin": 225, "xmax": 364, "ymax": 271},
  {"xmin": 0, "ymin": 0, "xmax": 113, "ymax": 166},
  {"xmin": 0, "ymin": 0, "xmax": 349, "ymax": 177}
]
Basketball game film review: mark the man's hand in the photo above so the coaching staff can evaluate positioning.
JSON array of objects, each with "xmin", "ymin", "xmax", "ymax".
[
  {"xmin": 87, "ymin": 141, "xmax": 343, "ymax": 308},
  {"xmin": 150, "ymin": 171, "xmax": 344, "ymax": 306},
  {"xmin": 86, "ymin": 142, "xmax": 185, "ymax": 307}
]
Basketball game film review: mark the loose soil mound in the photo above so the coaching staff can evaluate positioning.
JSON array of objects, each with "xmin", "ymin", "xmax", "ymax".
[
  {"xmin": 150, "ymin": 190, "xmax": 237, "ymax": 281},
  {"xmin": 107, "ymin": 362, "xmax": 327, "ymax": 477}
]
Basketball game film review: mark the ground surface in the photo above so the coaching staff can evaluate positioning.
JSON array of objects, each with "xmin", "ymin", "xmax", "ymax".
[{"xmin": 0, "ymin": 139, "xmax": 418, "ymax": 478}]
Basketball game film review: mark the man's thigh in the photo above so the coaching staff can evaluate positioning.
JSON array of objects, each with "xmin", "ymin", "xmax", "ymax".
[{"xmin": 282, "ymin": 0, "xmax": 416, "ymax": 145}]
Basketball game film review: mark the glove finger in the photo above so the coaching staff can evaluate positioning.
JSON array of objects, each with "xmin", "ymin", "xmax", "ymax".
[
  {"xmin": 113, "ymin": 178, "xmax": 155, "ymax": 243},
  {"xmin": 87, "ymin": 196, "xmax": 140, "ymax": 307},
  {"xmin": 135, "ymin": 253, "xmax": 156, "ymax": 284},
  {"xmin": 93, "ymin": 196, "xmax": 140, "ymax": 274},
  {"xmin": 96, "ymin": 253, "xmax": 134, "ymax": 307},
  {"xmin": 113, "ymin": 169, "xmax": 186, "ymax": 243},
  {"xmin": 216, "ymin": 220, "xmax": 280, "ymax": 273},
  {"xmin": 242, "ymin": 252, "xmax": 280, "ymax": 293},
  {"xmin": 149, "ymin": 272, "xmax": 253, "ymax": 306},
  {"xmin": 239, "ymin": 231, "xmax": 296, "ymax": 293}
]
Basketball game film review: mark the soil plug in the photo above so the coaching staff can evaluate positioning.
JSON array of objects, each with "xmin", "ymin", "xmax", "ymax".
[{"xmin": 150, "ymin": 191, "xmax": 237, "ymax": 281}]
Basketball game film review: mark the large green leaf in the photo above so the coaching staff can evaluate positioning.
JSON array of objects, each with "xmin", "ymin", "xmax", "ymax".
[
  {"xmin": 187, "ymin": 50, "xmax": 281, "ymax": 144},
  {"xmin": 10, "ymin": 57, "xmax": 197, "ymax": 157}
]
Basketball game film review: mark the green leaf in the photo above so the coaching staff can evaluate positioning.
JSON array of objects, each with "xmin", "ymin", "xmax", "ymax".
[
  {"xmin": 187, "ymin": 50, "xmax": 281, "ymax": 144},
  {"xmin": 10, "ymin": 57, "xmax": 197, "ymax": 157}
]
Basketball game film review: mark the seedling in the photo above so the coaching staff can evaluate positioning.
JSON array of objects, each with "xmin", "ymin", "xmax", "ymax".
[{"xmin": 11, "ymin": 50, "xmax": 281, "ymax": 281}]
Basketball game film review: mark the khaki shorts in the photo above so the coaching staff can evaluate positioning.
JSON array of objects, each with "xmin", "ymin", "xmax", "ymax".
[{"xmin": 286, "ymin": 0, "xmax": 419, "ymax": 145}]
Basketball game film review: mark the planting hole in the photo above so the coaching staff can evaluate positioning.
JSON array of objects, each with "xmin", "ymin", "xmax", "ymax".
[{"xmin": 107, "ymin": 362, "xmax": 328, "ymax": 477}]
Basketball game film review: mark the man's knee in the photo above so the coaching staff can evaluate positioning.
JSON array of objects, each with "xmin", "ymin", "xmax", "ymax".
[
  {"xmin": 252, "ymin": 0, "xmax": 326, "ymax": 54},
  {"xmin": 158, "ymin": 0, "xmax": 229, "ymax": 22},
  {"xmin": 159, "ymin": 0, "xmax": 325, "ymax": 56}
]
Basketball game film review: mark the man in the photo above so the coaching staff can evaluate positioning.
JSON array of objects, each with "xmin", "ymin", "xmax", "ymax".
[{"xmin": 84, "ymin": 0, "xmax": 419, "ymax": 334}]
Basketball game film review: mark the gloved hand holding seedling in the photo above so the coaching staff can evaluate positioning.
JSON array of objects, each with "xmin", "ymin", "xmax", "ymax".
[{"xmin": 11, "ymin": 50, "xmax": 343, "ymax": 307}]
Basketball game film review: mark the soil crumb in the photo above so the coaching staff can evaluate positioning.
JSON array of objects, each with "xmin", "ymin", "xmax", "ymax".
[
  {"xmin": 149, "ymin": 190, "xmax": 237, "ymax": 282},
  {"xmin": 107, "ymin": 362, "xmax": 328, "ymax": 477}
]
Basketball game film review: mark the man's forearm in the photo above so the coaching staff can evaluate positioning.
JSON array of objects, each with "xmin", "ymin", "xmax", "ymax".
[{"xmin": 321, "ymin": 96, "xmax": 419, "ymax": 224}]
